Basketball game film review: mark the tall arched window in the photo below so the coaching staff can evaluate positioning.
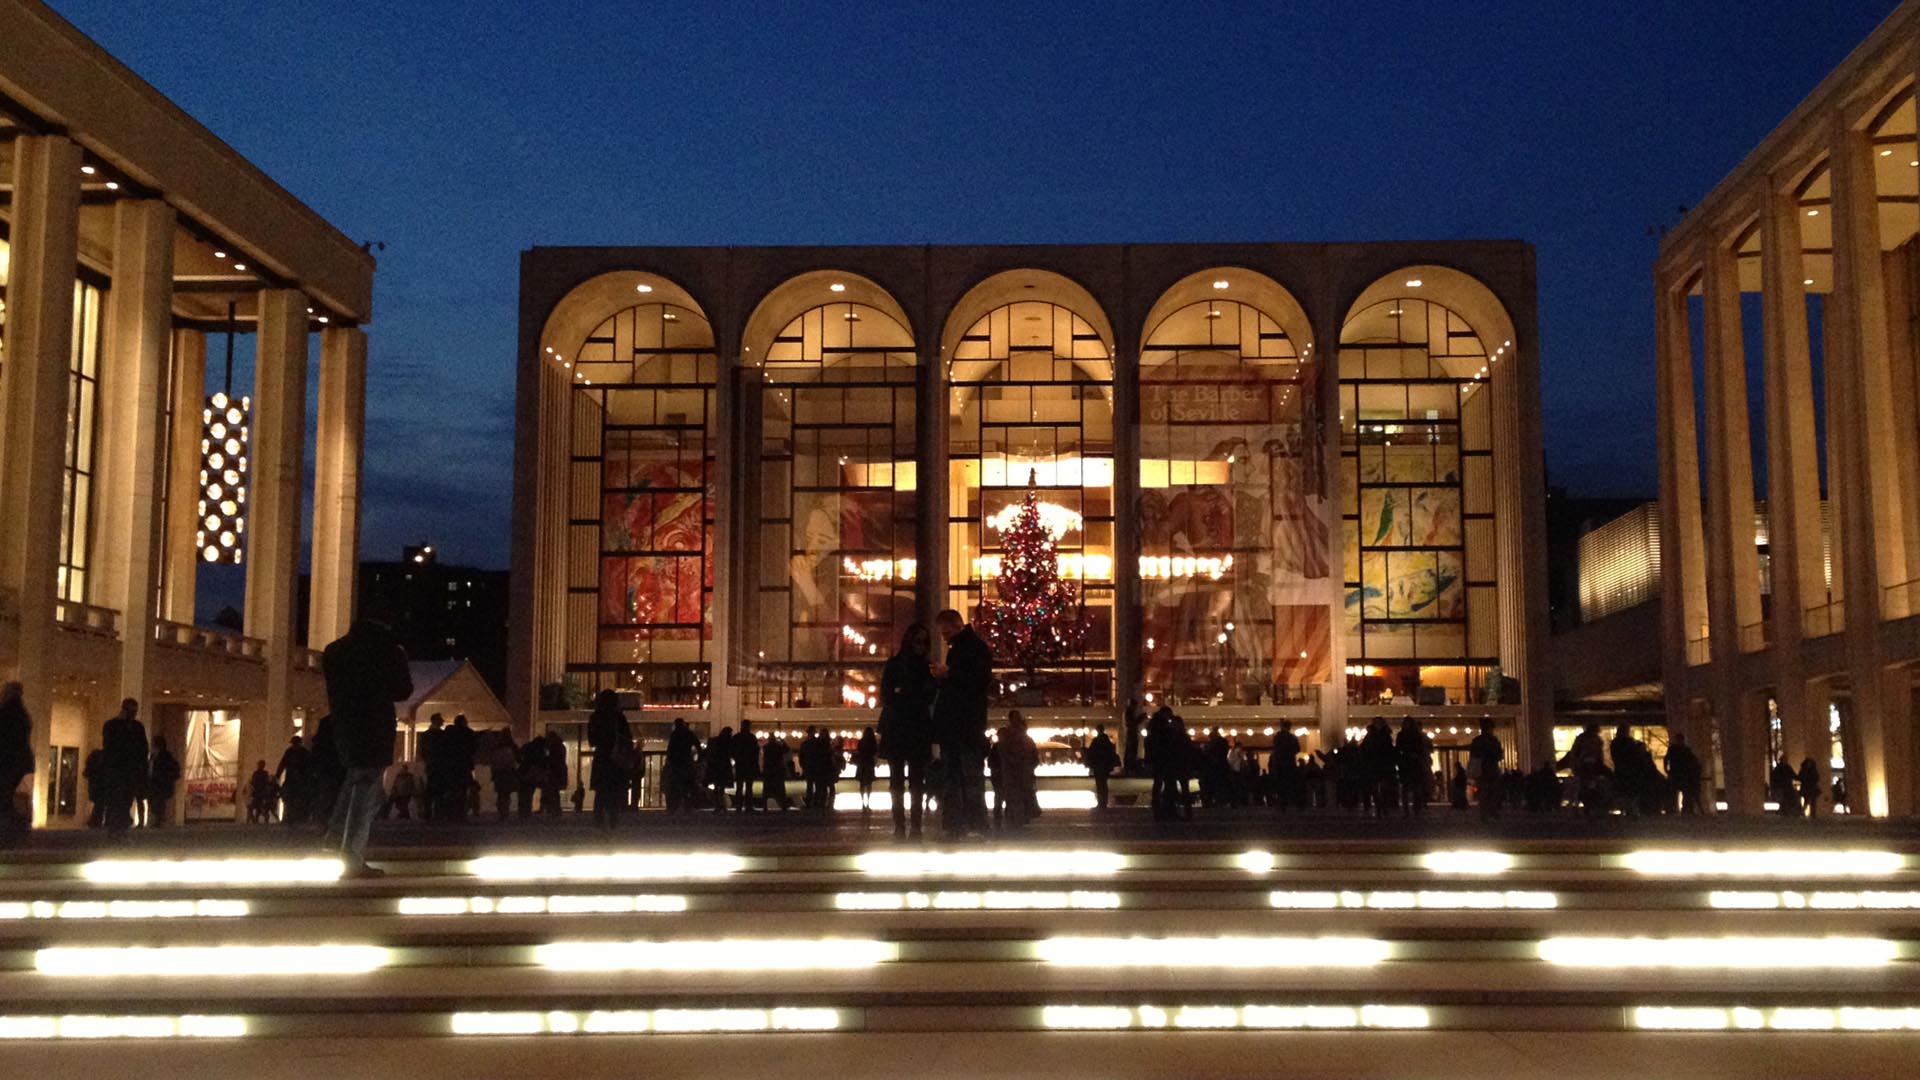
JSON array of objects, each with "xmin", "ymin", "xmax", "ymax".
[
  {"xmin": 1339, "ymin": 295, "xmax": 1497, "ymax": 705},
  {"xmin": 948, "ymin": 298, "xmax": 1114, "ymax": 703},
  {"xmin": 1140, "ymin": 293, "xmax": 1324, "ymax": 705},
  {"xmin": 743, "ymin": 299, "xmax": 917, "ymax": 708},
  {"xmin": 566, "ymin": 301, "xmax": 718, "ymax": 706}
]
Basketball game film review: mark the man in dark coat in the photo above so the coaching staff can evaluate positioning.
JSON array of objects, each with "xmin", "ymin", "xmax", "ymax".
[
  {"xmin": 322, "ymin": 612, "xmax": 413, "ymax": 876},
  {"xmin": 1084, "ymin": 724, "xmax": 1119, "ymax": 810},
  {"xmin": 274, "ymin": 735, "xmax": 313, "ymax": 825},
  {"xmin": 880, "ymin": 624, "xmax": 936, "ymax": 837},
  {"xmin": 932, "ymin": 608, "xmax": 991, "ymax": 837},
  {"xmin": 0, "ymin": 682, "xmax": 33, "ymax": 840},
  {"xmin": 99, "ymin": 698, "xmax": 149, "ymax": 835}
]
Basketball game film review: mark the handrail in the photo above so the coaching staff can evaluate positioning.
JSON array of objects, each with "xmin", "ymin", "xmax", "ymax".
[
  {"xmin": 1882, "ymin": 579, "xmax": 1920, "ymax": 622},
  {"xmin": 152, "ymin": 619, "xmax": 266, "ymax": 660},
  {"xmin": 1685, "ymin": 635, "xmax": 1711, "ymax": 667},
  {"xmin": 295, "ymin": 647, "xmax": 324, "ymax": 673},
  {"xmin": 1802, "ymin": 600, "xmax": 1845, "ymax": 639},
  {"xmin": 1736, "ymin": 620, "xmax": 1769, "ymax": 654}
]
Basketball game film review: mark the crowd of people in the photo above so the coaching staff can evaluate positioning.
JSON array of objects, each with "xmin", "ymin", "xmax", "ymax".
[{"xmin": 0, "ymin": 606, "xmax": 1853, "ymax": 857}]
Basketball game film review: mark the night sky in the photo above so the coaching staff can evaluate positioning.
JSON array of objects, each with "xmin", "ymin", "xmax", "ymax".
[{"xmin": 46, "ymin": 0, "xmax": 1901, "ymax": 572}]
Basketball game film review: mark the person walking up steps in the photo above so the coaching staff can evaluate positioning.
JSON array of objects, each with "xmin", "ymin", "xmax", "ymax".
[{"xmin": 321, "ymin": 606, "xmax": 414, "ymax": 877}]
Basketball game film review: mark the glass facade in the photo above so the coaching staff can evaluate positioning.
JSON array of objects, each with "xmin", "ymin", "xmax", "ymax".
[
  {"xmin": 743, "ymin": 302, "xmax": 917, "ymax": 708},
  {"xmin": 565, "ymin": 302, "xmax": 718, "ymax": 707},
  {"xmin": 949, "ymin": 301, "xmax": 1114, "ymax": 704},
  {"xmin": 1140, "ymin": 298, "xmax": 1328, "ymax": 706},
  {"xmin": 1339, "ymin": 297, "xmax": 1499, "ymax": 705}
]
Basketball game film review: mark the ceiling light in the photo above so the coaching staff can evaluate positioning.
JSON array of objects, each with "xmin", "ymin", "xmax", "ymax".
[
  {"xmin": 1804, "ymin": 278, "xmax": 1815, "ymax": 286},
  {"xmin": 635, "ymin": 284, "xmax": 653, "ymax": 293},
  {"xmin": 828, "ymin": 283, "xmax": 846, "ymax": 292},
  {"xmin": 232, "ymin": 263, "xmax": 246, "ymax": 271},
  {"xmin": 214, "ymin": 251, "xmax": 227, "ymax": 259},
  {"xmin": 1405, "ymin": 278, "xmax": 1422, "ymax": 288},
  {"xmin": 1211, "ymin": 279, "xmax": 1229, "ymax": 290},
  {"xmin": 317, "ymin": 316, "xmax": 328, "ymax": 324},
  {"xmin": 1881, "ymin": 149, "xmax": 1894, "ymax": 157},
  {"xmin": 104, "ymin": 181, "xmax": 119, "ymax": 190},
  {"xmin": 662, "ymin": 313, "xmax": 677, "ymax": 320},
  {"xmin": 79, "ymin": 165, "xmax": 96, "ymax": 175},
  {"xmin": 1807, "ymin": 209, "xmax": 1820, "ymax": 217}
]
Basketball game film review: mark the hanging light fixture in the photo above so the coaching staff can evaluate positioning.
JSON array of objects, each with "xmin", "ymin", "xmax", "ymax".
[{"xmin": 196, "ymin": 302, "xmax": 250, "ymax": 564}]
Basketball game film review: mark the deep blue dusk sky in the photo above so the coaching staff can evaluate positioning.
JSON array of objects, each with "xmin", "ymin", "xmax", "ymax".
[{"xmin": 47, "ymin": 0, "xmax": 1901, "ymax": 570}]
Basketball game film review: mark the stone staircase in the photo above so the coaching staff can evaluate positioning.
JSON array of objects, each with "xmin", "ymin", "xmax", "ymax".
[{"xmin": 2, "ymin": 837, "xmax": 1919, "ymax": 1078}]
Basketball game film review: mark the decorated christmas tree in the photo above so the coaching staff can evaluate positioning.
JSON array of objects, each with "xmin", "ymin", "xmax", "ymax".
[{"xmin": 982, "ymin": 473, "xmax": 1086, "ymax": 670}]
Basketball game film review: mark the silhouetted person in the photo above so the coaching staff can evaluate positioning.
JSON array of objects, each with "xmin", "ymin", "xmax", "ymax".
[
  {"xmin": 309, "ymin": 715, "xmax": 346, "ymax": 826},
  {"xmin": 1085, "ymin": 724, "xmax": 1119, "ymax": 810},
  {"xmin": 762, "ymin": 733, "xmax": 792, "ymax": 810},
  {"xmin": 997, "ymin": 713, "xmax": 1039, "ymax": 828},
  {"xmin": 1395, "ymin": 718, "xmax": 1432, "ymax": 815},
  {"xmin": 0, "ymin": 682, "xmax": 34, "ymax": 840},
  {"xmin": 541, "ymin": 730, "xmax": 568, "ymax": 814},
  {"xmin": 664, "ymin": 718, "xmax": 698, "ymax": 814},
  {"xmin": 418, "ymin": 713, "xmax": 446, "ymax": 820},
  {"xmin": 853, "ymin": 727, "xmax": 879, "ymax": 811},
  {"xmin": 147, "ymin": 735, "xmax": 180, "ymax": 827},
  {"xmin": 880, "ymin": 623, "xmax": 936, "ymax": 838},
  {"xmin": 99, "ymin": 698, "xmax": 148, "ymax": 835},
  {"xmin": 932, "ymin": 608, "xmax": 991, "ymax": 837},
  {"xmin": 1665, "ymin": 734, "xmax": 1703, "ymax": 814},
  {"xmin": 587, "ymin": 689, "xmax": 634, "ymax": 830},
  {"xmin": 1146, "ymin": 707, "xmax": 1176, "ymax": 820},
  {"xmin": 247, "ymin": 760, "xmax": 276, "ymax": 823},
  {"xmin": 724, "ymin": 719, "xmax": 755, "ymax": 812},
  {"xmin": 321, "ymin": 610, "xmax": 414, "ymax": 877},
  {"xmin": 1771, "ymin": 755, "xmax": 1800, "ymax": 816},
  {"xmin": 1798, "ymin": 757, "xmax": 1822, "ymax": 818},
  {"xmin": 1267, "ymin": 725, "xmax": 1301, "ymax": 809},
  {"xmin": 1466, "ymin": 719, "xmax": 1505, "ymax": 819},
  {"xmin": 517, "ymin": 733, "xmax": 547, "ymax": 819},
  {"xmin": 1559, "ymin": 721, "xmax": 1608, "ymax": 815},
  {"xmin": 1360, "ymin": 718, "xmax": 1397, "ymax": 817},
  {"xmin": 705, "ymin": 727, "xmax": 735, "ymax": 811},
  {"xmin": 1122, "ymin": 698, "xmax": 1146, "ymax": 776},
  {"xmin": 489, "ymin": 731, "xmax": 519, "ymax": 822},
  {"xmin": 274, "ymin": 735, "xmax": 313, "ymax": 825},
  {"xmin": 441, "ymin": 715, "xmax": 479, "ymax": 820}
]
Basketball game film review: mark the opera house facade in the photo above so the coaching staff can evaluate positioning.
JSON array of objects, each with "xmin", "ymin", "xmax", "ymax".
[{"xmin": 509, "ymin": 243, "xmax": 1548, "ymax": 763}]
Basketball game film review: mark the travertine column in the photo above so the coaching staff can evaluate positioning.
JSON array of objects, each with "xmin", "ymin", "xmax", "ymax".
[
  {"xmin": 94, "ymin": 199, "xmax": 176, "ymax": 708},
  {"xmin": 1318, "ymin": 337, "xmax": 1349, "ymax": 751},
  {"xmin": 161, "ymin": 329, "xmax": 207, "ymax": 624},
  {"xmin": 1491, "ymin": 298, "xmax": 1552, "ymax": 767},
  {"xmin": 1829, "ymin": 116, "xmax": 1913, "ymax": 816},
  {"xmin": 707, "ymin": 327, "xmax": 738, "ymax": 730},
  {"xmin": 1759, "ymin": 185, "xmax": 1827, "ymax": 764},
  {"xmin": 239, "ymin": 289, "xmax": 309, "ymax": 814},
  {"xmin": 1701, "ymin": 242, "xmax": 1765, "ymax": 811},
  {"xmin": 307, "ymin": 326, "xmax": 366, "ymax": 648},
  {"xmin": 915, "ymin": 346, "xmax": 948, "ymax": 629},
  {"xmin": 0, "ymin": 134, "xmax": 81, "ymax": 825},
  {"xmin": 1111, "ymin": 318, "xmax": 1141, "ymax": 723},
  {"xmin": 1654, "ymin": 272, "xmax": 1712, "ymax": 781}
]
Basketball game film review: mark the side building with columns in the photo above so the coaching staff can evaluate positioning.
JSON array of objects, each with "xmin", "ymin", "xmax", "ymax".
[
  {"xmin": 1655, "ymin": 0, "xmax": 1920, "ymax": 817},
  {"xmin": 510, "ymin": 242, "xmax": 1549, "ymax": 779},
  {"xmin": 0, "ymin": 0, "xmax": 372, "ymax": 824}
]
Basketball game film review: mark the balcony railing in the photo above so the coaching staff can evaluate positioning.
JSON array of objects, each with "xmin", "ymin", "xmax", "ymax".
[
  {"xmin": 1883, "ymin": 579, "xmax": 1920, "ymax": 622},
  {"xmin": 1736, "ymin": 620, "xmax": 1770, "ymax": 654},
  {"xmin": 1803, "ymin": 600, "xmax": 1845, "ymax": 639},
  {"xmin": 296, "ymin": 647, "xmax": 324, "ymax": 673},
  {"xmin": 1685, "ymin": 635, "xmax": 1711, "ymax": 667},
  {"xmin": 152, "ymin": 619, "xmax": 266, "ymax": 660},
  {"xmin": 52, "ymin": 600, "xmax": 119, "ymax": 637}
]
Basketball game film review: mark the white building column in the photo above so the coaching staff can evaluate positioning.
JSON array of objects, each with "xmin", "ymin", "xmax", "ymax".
[
  {"xmin": 1111, "ymin": 323, "xmax": 1142, "ymax": 723},
  {"xmin": 93, "ymin": 199, "xmax": 176, "ymax": 708},
  {"xmin": 1318, "ymin": 338, "xmax": 1349, "ymax": 750},
  {"xmin": 0, "ymin": 134, "xmax": 81, "ymax": 825},
  {"xmin": 239, "ymin": 289, "xmax": 309, "ymax": 811},
  {"xmin": 1759, "ymin": 184, "xmax": 1826, "ymax": 763},
  {"xmin": 161, "ymin": 329, "xmax": 207, "ymax": 625},
  {"xmin": 1701, "ymin": 241, "xmax": 1766, "ymax": 812},
  {"xmin": 706, "ymin": 328, "xmax": 739, "ymax": 729},
  {"xmin": 1654, "ymin": 272, "xmax": 1712, "ymax": 784},
  {"xmin": 1829, "ymin": 116, "xmax": 1914, "ymax": 816},
  {"xmin": 307, "ymin": 326, "xmax": 366, "ymax": 648}
]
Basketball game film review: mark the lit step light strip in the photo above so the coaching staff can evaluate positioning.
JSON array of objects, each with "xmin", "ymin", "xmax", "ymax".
[
  {"xmin": 1235, "ymin": 851, "xmax": 1277, "ymax": 873},
  {"xmin": 1634, "ymin": 1006, "xmax": 1920, "ymax": 1031},
  {"xmin": 468, "ymin": 853, "xmax": 745, "ymax": 881},
  {"xmin": 397, "ymin": 895, "xmax": 688, "ymax": 916},
  {"xmin": 853, "ymin": 850, "xmax": 1126, "ymax": 878},
  {"xmin": 0, "ymin": 899, "xmax": 249, "ymax": 920},
  {"xmin": 535, "ymin": 939, "xmax": 896, "ymax": 972},
  {"xmin": 36, "ymin": 945, "xmax": 392, "ymax": 977},
  {"xmin": 1036, "ymin": 937, "xmax": 1391, "ymax": 967},
  {"xmin": 80, "ymin": 858, "xmax": 343, "ymax": 885},
  {"xmin": 1539, "ymin": 937, "xmax": 1899, "ymax": 968},
  {"xmin": 1041, "ymin": 1004, "xmax": 1429, "ymax": 1030},
  {"xmin": 452, "ymin": 1008, "xmax": 841, "ymax": 1036},
  {"xmin": 1421, "ymin": 851, "xmax": 1515, "ymax": 875},
  {"xmin": 1622, "ymin": 850, "xmax": 1905, "ymax": 877},
  {"xmin": 834, "ymin": 890, "xmax": 1122, "ymax": 911},
  {"xmin": 0, "ymin": 1015, "xmax": 247, "ymax": 1040},
  {"xmin": 1271, "ymin": 890, "xmax": 1558, "ymax": 910},
  {"xmin": 1709, "ymin": 890, "xmax": 1920, "ymax": 910}
]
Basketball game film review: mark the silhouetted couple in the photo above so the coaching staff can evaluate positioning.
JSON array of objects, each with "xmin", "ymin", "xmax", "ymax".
[{"xmin": 880, "ymin": 609, "xmax": 991, "ymax": 839}]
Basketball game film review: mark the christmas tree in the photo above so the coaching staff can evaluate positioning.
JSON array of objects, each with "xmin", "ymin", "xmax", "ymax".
[{"xmin": 982, "ymin": 473, "xmax": 1086, "ymax": 670}]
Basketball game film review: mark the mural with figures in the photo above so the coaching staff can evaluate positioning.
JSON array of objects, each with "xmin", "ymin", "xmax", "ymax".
[{"xmin": 600, "ymin": 455, "xmax": 711, "ymax": 640}]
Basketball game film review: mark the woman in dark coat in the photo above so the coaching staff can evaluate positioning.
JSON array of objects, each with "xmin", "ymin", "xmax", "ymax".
[
  {"xmin": 853, "ymin": 728, "xmax": 879, "ymax": 811},
  {"xmin": 586, "ymin": 690, "xmax": 634, "ymax": 831},
  {"xmin": 878, "ymin": 624, "xmax": 936, "ymax": 837}
]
